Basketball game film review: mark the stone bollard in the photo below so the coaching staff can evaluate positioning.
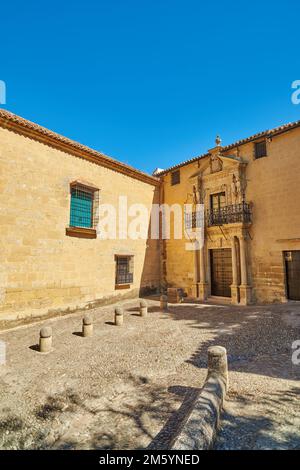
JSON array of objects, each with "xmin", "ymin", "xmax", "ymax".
[
  {"xmin": 115, "ymin": 307, "xmax": 124, "ymax": 326},
  {"xmin": 82, "ymin": 314, "xmax": 93, "ymax": 337},
  {"xmin": 39, "ymin": 327, "xmax": 52, "ymax": 353},
  {"xmin": 160, "ymin": 295, "xmax": 168, "ymax": 312},
  {"xmin": 207, "ymin": 345, "xmax": 228, "ymax": 390},
  {"xmin": 140, "ymin": 300, "xmax": 148, "ymax": 317}
]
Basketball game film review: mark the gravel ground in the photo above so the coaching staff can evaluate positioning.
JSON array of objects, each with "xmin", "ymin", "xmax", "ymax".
[{"xmin": 0, "ymin": 298, "xmax": 299, "ymax": 450}]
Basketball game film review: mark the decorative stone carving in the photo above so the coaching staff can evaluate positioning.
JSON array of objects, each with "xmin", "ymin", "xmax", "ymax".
[
  {"xmin": 197, "ymin": 175, "xmax": 203, "ymax": 203},
  {"xmin": 236, "ymin": 176, "xmax": 242, "ymax": 202},
  {"xmin": 192, "ymin": 185, "xmax": 201, "ymax": 205},
  {"xmin": 215, "ymin": 135, "xmax": 222, "ymax": 147},
  {"xmin": 231, "ymin": 173, "xmax": 243, "ymax": 204},
  {"xmin": 210, "ymin": 153, "xmax": 223, "ymax": 173}
]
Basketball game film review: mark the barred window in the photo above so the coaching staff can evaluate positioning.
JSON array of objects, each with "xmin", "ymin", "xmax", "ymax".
[
  {"xmin": 184, "ymin": 211, "xmax": 204, "ymax": 229},
  {"xmin": 115, "ymin": 256, "xmax": 134, "ymax": 285},
  {"xmin": 171, "ymin": 169, "xmax": 180, "ymax": 185},
  {"xmin": 70, "ymin": 187, "xmax": 94, "ymax": 228},
  {"xmin": 254, "ymin": 141, "xmax": 267, "ymax": 159}
]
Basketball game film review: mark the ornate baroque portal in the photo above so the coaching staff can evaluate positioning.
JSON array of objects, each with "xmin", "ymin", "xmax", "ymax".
[{"xmin": 188, "ymin": 138, "xmax": 252, "ymax": 305}]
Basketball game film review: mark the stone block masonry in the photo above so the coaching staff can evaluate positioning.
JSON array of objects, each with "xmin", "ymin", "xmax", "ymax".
[{"xmin": 0, "ymin": 115, "xmax": 160, "ymax": 328}]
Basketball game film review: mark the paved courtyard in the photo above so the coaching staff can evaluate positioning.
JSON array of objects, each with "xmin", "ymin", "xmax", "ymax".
[{"xmin": 0, "ymin": 298, "xmax": 299, "ymax": 450}]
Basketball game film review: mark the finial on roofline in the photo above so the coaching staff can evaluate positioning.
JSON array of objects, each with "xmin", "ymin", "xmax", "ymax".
[{"xmin": 215, "ymin": 135, "xmax": 222, "ymax": 147}]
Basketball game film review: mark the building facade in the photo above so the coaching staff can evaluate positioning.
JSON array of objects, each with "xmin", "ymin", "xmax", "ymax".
[
  {"xmin": 1, "ymin": 109, "xmax": 300, "ymax": 328},
  {"xmin": 0, "ymin": 110, "xmax": 160, "ymax": 328},
  {"xmin": 159, "ymin": 121, "xmax": 300, "ymax": 305}
]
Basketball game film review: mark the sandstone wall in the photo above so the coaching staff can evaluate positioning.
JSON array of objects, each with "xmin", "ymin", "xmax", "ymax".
[{"xmin": 0, "ymin": 127, "xmax": 160, "ymax": 326}]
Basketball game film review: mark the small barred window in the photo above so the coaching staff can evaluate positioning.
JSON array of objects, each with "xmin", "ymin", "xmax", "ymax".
[
  {"xmin": 254, "ymin": 141, "xmax": 267, "ymax": 159},
  {"xmin": 115, "ymin": 256, "xmax": 134, "ymax": 285},
  {"xmin": 171, "ymin": 170, "xmax": 180, "ymax": 185}
]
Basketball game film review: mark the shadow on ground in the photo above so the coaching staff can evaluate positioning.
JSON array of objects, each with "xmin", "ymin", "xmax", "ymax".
[
  {"xmin": 214, "ymin": 386, "xmax": 300, "ymax": 450},
  {"xmin": 0, "ymin": 375, "xmax": 183, "ymax": 449},
  {"xmin": 165, "ymin": 302, "xmax": 300, "ymax": 381},
  {"xmin": 149, "ymin": 302, "xmax": 300, "ymax": 450},
  {"xmin": 2, "ymin": 300, "xmax": 300, "ymax": 450}
]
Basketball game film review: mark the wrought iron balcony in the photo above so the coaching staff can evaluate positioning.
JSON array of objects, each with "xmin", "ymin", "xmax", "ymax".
[{"xmin": 206, "ymin": 202, "xmax": 252, "ymax": 227}]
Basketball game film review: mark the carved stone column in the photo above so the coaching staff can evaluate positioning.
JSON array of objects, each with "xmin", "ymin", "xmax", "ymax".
[
  {"xmin": 198, "ymin": 243, "xmax": 208, "ymax": 301},
  {"xmin": 192, "ymin": 246, "xmax": 200, "ymax": 298},
  {"xmin": 230, "ymin": 237, "xmax": 239, "ymax": 304},
  {"xmin": 239, "ymin": 235, "xmax": 252, "ymax": 305}
]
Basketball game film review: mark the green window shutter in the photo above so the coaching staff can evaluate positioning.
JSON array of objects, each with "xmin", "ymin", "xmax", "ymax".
[{"xmin": 70, "ymin": 187, "xmax": 93, "ymax": 228}]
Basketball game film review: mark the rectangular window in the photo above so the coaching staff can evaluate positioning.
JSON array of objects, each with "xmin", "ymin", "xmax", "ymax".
[
  {"xmin": 115, "ymin": 256, "xmax": 134, "ymax": 285},
  {"xmin": 171, "ymin": 169, "xmax": 180, "ymax": 185},
  {"xmin": 254, "ymin": 141, "xmax": 267, "ymax": 159},
  {"xmin": 70, "ymin": 187, "xmax": 93, "ymax": 228},
  {"xmin": 210, "ymin": 192, "xmax": 226, "ymax": 211}
]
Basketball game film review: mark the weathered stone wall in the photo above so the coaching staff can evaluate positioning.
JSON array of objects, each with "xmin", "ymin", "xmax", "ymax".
[
  {"xmin": 162, "ymin": 163, "xmax": 197, "ymax": 296},
  {"xmin": 0, "ymin": 127, "xmax": 160, "ymax": 326},
  {"xmin": 246, "ymin": 129, "xmax": 300, "ymax": 302}
]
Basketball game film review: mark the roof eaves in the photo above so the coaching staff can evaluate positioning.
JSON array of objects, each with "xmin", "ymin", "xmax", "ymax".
[
  {"xmin": 0, "ymin": 109, "xmax": 160, "ymax": 187},
  {"xmin": 157, "ymin": 119, "xmax": 300, "ymax": 175}
]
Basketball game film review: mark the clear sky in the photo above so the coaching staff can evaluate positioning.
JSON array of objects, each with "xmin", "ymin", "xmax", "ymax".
[{"xmin": 1, "ymin": 0, "xmax": 300, "ymax": 174}]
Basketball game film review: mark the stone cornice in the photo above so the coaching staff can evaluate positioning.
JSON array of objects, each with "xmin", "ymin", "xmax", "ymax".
[{"xmin": 0, "ymin": 109, "xmax": 160, "ymax": 187}]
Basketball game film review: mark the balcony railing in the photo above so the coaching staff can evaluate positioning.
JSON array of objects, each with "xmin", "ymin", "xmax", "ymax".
[
  {"xmin": 206, "ymin": 202, "xmax": 252, "ymax": 227},
  {"xmin": 116, "ymin": 272, "xmax": 134, "ymax": 285}
]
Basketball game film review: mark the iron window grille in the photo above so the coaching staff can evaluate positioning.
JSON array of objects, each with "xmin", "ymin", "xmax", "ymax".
[
  {"xmin": 254, "ymin": 141, "xmax": 267, "ymax": 159},
  {"xmin": 70, "ymin": 186, "xmax": 94, "ymax": 228},
  {"xmin": 115, "ymin": 256, "xmax": 134, "ymax": 285},
  {"xmin": 171, "ymin": 170, "xmax": 180, "ymax": 185},
  {"xmin": 184, "ymin": 211, "xmax": 204, "ymax": 229}
]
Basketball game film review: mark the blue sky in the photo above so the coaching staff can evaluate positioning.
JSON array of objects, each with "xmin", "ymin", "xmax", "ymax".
[{"xmin": 1, "ymin": 0, "xmax": 300, "ymax": 174}]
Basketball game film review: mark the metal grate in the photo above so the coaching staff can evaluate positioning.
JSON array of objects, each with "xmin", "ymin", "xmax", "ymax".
[
  {"xmin": 185, "ymin": 211, "xmax": 204, "ymax": 229},
  {"xmin": 92, "ymin": 190, "xmax": 99, "ymax": 228},
  {"xmin": 254, "ymin": 141, "xmax": 267, "ymax": 159},
  {"xmin": 171, "ymin": 170, "xmax": 180, "ymax": 185},
  {"xmin": 70, "ymin": 187, "xmax": 93, "ymax": 228},
  {"xmin": 116, "ymin": 256, "xmax": 134, "ymax": 285}
]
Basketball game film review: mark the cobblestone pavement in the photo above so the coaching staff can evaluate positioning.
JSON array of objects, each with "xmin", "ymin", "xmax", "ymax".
[{"xmin": 0, "ymin": 298, "xmax": 299, "ymax": 449}]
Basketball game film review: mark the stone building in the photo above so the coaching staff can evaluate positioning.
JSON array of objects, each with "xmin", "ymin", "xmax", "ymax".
[
  {"xmin": 0, "ymin": 110, "xmax": 160, "ymax": 328},
  {"xmin": 159, "ymin": 121, "xmax": 300, "ymax": 305},
  {"xmin": 0, "ymin": 109, "xmax": 300, "ymax": 327}
]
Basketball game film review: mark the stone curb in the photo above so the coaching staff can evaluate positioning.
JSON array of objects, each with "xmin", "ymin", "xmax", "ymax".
[
  {"xmin": 148, "ymin": 346, "xmax": 228, "ymax": 450},
  {"xmin": 172, "ymin": 373, "xmax": 226, "ymax": 449}
]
